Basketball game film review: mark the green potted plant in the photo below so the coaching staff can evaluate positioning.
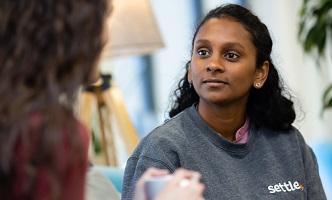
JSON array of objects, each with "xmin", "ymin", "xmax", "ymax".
[{"xmin": 298, "ymin": 0, "xmax": 332, "ymax": 113}]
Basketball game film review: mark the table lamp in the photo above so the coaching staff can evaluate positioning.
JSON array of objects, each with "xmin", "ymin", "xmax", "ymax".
[{"xmin": 102, "ymin": 0, "xmax": 164, "ymax": 58}]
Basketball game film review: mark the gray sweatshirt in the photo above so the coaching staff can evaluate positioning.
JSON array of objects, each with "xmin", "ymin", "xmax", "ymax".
[{"xmin": 122, "ymin": 105, "xmax": 326, "ymax": 200}]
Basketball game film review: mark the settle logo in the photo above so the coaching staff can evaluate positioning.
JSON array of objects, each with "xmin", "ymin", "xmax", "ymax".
[{"xmin": 268, "ymin": 181, "xmax": 304, "ymax": 193}]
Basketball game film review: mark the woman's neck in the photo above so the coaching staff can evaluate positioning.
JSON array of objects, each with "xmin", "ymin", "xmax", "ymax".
[{"xmin": 196, "ymin": 101, "xmax": 247, "ymax": 142}]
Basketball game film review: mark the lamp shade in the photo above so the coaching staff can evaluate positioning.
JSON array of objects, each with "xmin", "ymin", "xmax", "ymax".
[{"xmin": 102, "ymin": 0, "xmax": 164, "ymax": 58}]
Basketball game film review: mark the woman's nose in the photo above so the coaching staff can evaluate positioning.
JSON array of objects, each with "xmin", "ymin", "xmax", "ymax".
[{"xmin": 206, "ymin": 58, "xmax": 224, "ymax": 73}]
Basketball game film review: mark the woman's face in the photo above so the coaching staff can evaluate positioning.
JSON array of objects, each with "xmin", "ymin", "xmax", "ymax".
[{"xmin": 189, "ymin": 17, "xmax": 266, "ymax": 107}]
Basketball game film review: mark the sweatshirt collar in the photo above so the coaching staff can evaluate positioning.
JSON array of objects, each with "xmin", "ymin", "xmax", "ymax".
[{"xmin": 186, "ymin": 104, "xmax": 259, "ymax": 155}]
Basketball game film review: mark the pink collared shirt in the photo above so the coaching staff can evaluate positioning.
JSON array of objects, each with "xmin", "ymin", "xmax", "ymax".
[{"xmin": 233, "ymin": 117, "xmax": 250, "ymax": 144}]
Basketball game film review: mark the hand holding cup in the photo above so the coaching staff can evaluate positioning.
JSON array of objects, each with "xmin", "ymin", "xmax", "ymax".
[{"xmin": 140, "ymin": 168, "xmax": 205, "ymax": 200}]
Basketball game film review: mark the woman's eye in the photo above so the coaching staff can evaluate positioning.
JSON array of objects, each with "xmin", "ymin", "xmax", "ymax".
[
  {"xmin": 225, "ymin": 53, "xmax": 239, "ymax": 59},
  {"xmin": 197, "ymin": 50, "xmax": 210, "ymax": 56}
]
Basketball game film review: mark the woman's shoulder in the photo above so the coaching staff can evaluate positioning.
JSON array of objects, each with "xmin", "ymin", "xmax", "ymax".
[
  {"xmin": 257, "ymin": 124, "xmax": 310, "ymax": 150},
  {"xmin": 76, "ymin": 120, "xmax": 90, "ymax": 148},
  {"xmin": 145, "ymin": 109, "xmax": 193, "ymax": 140},
  {"xmin": 133, "ymin": 110, "xmax": 193, "ymax": 154},
  {"xmin": 257, "ymin": 124, "xmax": 302, "ymax": 138},
  {"xmin": 29, "ymin": 110, "xmax": 90, "ymax": 149}
]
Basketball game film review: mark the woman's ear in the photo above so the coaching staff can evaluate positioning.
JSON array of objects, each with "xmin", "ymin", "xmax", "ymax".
[{"xmin": 253, "ymin": 61, "xmax": 269, "ymax": 89}]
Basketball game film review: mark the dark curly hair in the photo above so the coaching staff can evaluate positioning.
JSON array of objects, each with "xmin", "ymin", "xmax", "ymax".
[
  {"xmin": 169, "ymin": 4, "xmax": 296, "ymax": 131},
  {"xmin": 0, "ymin": 0, "xmax": 108, "ymax": 198}
]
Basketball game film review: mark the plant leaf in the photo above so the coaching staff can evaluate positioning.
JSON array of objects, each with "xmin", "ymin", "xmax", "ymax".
[
  {"xmin": 304, "ymin": 25, "xmax": 320, "ymax": 52},
  {"xmin": 317, "ymin": 26, "xmax": 327, "ymax": 53},
  {"xmin": 323, "ymin": 83, "xmax": 332, "ymax": 108},
  {"xmin": 298, "ymin": 20, "xmax": 306, "ymax": 38},
  {"xmin": 299, "ymin": 0, "xmax": 332, "ymax": 113},
  {"xmin": 314, "ymin": 0, "xmax": 332, "ymax": 16}
]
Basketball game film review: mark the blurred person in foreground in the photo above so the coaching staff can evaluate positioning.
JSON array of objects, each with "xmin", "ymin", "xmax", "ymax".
[
  {"xmin": 0, "ymin": 0, "xmax": 204, "ymax": 199},
  {"xmin": 0, "ymin": 0, "xmax": 109, "ymax": 199}
]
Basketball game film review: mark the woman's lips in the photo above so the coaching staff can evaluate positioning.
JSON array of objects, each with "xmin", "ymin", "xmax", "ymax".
[
  {"xmin": 202, "ymin": 78, "xmax": 228, "ymax": 87},
  {"xmin": 203, "ymin": 78, "xmax": 228, "ymax": 84}
]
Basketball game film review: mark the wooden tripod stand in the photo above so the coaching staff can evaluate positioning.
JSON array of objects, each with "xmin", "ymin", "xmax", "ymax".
[{"xmin": 79, "ymin": 74, "xmax": 139, "ymax": 166}]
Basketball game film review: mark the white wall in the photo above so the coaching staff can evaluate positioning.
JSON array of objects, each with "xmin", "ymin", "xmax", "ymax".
[{"xmin": 149, "ymin": 0, "xmax": 198, "ymax": 122}]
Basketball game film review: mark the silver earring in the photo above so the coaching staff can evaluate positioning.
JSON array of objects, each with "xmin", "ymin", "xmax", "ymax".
[
  {"xmin": 189, "ymin": 78, "xmax": 193, "ymax": 83},
  {"xmin": 255, "ymin": 82, "xmax": 261, "ymax": 87}
]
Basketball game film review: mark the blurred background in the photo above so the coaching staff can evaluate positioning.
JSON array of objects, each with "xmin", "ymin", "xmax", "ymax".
[{"xmin": 89, "ymin": 0, "xmax": 332, "ymax": 197}]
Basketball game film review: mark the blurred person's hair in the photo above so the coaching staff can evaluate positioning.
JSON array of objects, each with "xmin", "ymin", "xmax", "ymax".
[{"xmin": 0, "ymin": 0, "xmax": 108, "ymax": 198}]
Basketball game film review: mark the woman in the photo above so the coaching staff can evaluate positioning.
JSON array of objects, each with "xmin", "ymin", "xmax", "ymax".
[{"xmin": 122, "ymin": 4, "xmax": 327, "ymax": 199}]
